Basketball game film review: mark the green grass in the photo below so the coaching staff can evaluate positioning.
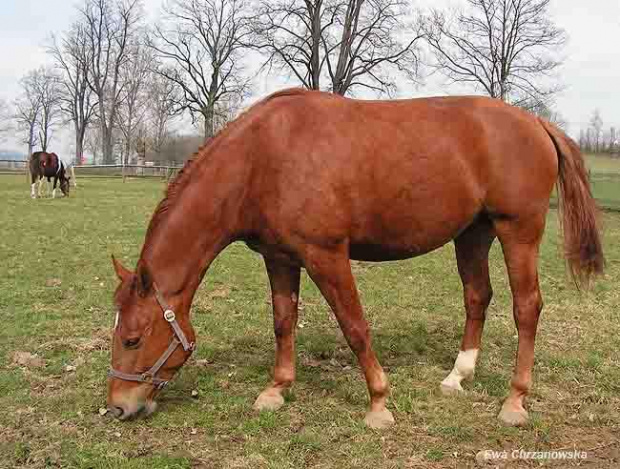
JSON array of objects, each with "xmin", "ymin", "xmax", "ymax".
[
  {"xmin": 585, "ymin": 153, "xmax": 620, "ymax": 174},
  {"xmin": 1, "ymin": 174, "xmax": 619, "ymax": 468}
]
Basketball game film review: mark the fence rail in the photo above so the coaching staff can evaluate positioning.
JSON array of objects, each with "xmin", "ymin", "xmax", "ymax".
[
  {"xmin": 0, "ymin": 160, "xmax": 183, "ymax": 180},
  {"xmin": 73, "ymin": 164, "xmax": 183, "ymax": 179}
]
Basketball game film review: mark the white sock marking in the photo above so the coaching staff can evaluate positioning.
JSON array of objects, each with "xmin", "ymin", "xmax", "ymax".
[{"xmin": 441, "ymin": 349, "xmax": 479, "ymax": 391}]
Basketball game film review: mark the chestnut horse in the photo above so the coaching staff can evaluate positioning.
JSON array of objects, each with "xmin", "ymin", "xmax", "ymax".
[{"xmin": 108, "ymin": 89, "xmax": 603, "ymax": 428}]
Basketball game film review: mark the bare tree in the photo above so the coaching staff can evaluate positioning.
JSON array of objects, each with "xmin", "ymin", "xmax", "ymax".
[
  {"xmin": 49, "ymin": 22, "xmax": 97, "ymax": 165},
  {"xmin": 149, "ymin": 0, "xmax": 253, "ymax": 140},
  {"xmin": 326, "ymin": 0, "xmax": 422, "ymax": 95},
  {"xmin": 117, "ymin": 41, "xmax": 152, "ymax": 165},
  {"xmin": 15, "ymin": 87, "xmax": 41, "ymax": 157},
  {"xmin": 424, "ymin": 0, "xmax": 566, "ymax": 105},
  {"xmin": 253, "ymin": 0, "xmax": 422, "ymax": 96},
  {"xmin": 15, "ymin": 68, "xmax": 61, "ymax": 155},
  {"xmin": 82, "ymin": 0, "xmax": 141, "ymax": 163},
  {"xmin": 589, "ymin": 109, "xmax": 603, "ymax": 153},
  {"xmin": 84, "ymin": 121, "xmax": 103, "ymax": 163},
  {"xmin": 253, "ymin": 0, "xmax": 329, "ymax": 90},
  {"xmin": 146, "ymin": 70, "xmax": 180, "ymax": 157},
  {"xmin": 34, "ymin": 68, "xmax": 62, "ymax": 152}
]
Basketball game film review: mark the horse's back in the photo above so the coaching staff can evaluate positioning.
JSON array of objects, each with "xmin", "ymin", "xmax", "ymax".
[{"xmin": 244, "ymin": 90, "xmax": 559, "ymax": 259}]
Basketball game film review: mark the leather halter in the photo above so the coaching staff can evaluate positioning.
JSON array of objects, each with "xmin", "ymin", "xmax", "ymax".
[{"xmin": 108, "ymin": 284, "xmax": 194, "ymax": 390}]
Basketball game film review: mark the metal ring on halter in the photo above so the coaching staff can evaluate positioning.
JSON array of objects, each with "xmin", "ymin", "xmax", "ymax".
[{"xmin": 108, "ymin": 282, "xmax": 194, "ymax": 387}]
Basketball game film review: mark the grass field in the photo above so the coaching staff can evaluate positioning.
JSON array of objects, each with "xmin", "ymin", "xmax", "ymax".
[
  {"xmin": 583, "ymin": 155, "xmax": 620, "ymax": 211},
  {"xmin": 1, "ymin": 174, "xmax": 619, "ymax": 468},
  {"xmin": 585, "ymin": 154, "xmax": 620, "ymax": 175}
]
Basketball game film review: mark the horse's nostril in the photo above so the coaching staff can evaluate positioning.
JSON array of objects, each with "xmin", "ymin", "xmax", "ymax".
[{"xmin": 108, "ymin": 406, "xmax": 124, "ymax": 418}]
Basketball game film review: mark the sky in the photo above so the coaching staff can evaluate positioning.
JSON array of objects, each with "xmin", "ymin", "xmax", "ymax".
[{"xmin": 0, "ymin": 0, "xmax": 619, "ymax": 154}]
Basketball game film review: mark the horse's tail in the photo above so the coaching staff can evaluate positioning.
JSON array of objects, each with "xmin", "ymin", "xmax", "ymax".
[{"xmin": 539, "ymin": 118, "xmax": 605, "ymax": 287}]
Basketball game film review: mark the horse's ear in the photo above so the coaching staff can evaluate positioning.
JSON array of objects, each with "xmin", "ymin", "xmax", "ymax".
[
  {"xmin": 111, "ymin": 255, "xmax": 132, "ymax": 282},
  {"xmin": 136, "ymin": 264, "xmax": 152, "ymax": 297}
]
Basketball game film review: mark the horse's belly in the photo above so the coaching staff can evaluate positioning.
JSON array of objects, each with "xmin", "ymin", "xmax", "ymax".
[
  {"xmin": 348, "ymin": 213, "xmax": 473, "ymax": 262},
  {"xmin": 349, "ymin": 242, "xmax": 440, "ymax": 261}
]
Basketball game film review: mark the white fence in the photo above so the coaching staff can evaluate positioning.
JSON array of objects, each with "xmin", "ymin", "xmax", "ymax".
[{"xmin": 0, "ymin": 160, "xmax": 183, "ymax": 181}]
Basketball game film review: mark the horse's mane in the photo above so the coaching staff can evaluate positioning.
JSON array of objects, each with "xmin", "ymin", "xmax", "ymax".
[{"xmin": 143, "ymin": 88, "xmax": 308, "ymax": 244}]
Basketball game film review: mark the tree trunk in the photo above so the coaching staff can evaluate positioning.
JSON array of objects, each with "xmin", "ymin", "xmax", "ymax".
[
  {"xmin": 310, "ymin": 1, "xmax": 322, "ymax": 90},
  {"xmin": 75, "ymin": 122, "xmax": 83, "ymax": 165},
  {"xmin": 124, "ymin": 137, "xmax": 131, "ymax": 166},
  {"xmin": 28, "ymin": 123, "xmax": 36, "ymax": 156},
  {"xmin": 41, "ymin": 129, "xmax": 48, "ymax": 152},
  {"xmin": 102, "ymin": 123, "xmax": 115, "ymax": 164},
  {"xmin": 27, "ymin": 124, "xmax": 35, "ymax": 184},
  {"xmin": 203, "ymin": 107, "xmax": 215, "ymax": 142}
]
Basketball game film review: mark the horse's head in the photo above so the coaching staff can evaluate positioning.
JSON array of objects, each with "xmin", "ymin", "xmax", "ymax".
[
  {"xmin": 60, "ymin": 176, "xmax": 71, "ymax": 197},
  {"xmin": 107, "ymin": 256, "xmax": 195, "ymax": 420}
]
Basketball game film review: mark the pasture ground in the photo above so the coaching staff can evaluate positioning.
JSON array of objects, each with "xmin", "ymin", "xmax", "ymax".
[
  {"xmin": 584, "ymin": 154, "xmax": 620, "ymax": 211},
  {"xmin": 0, "ymin": 174, "xmax": 618, "ymax": 468}
]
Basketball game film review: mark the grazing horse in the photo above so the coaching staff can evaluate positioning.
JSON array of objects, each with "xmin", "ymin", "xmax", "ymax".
[
  {"xmin": 107, "ymin": 89, "xmax": 603, "ymax": 428},
  {"xmin": 29, "ymin": 151, "xmax": 71, "ymax": 198}
]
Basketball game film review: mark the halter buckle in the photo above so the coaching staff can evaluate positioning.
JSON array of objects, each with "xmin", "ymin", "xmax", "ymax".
[{"xmin": 163, "ymin": 309, "xmax": 176, "ymax": 322}]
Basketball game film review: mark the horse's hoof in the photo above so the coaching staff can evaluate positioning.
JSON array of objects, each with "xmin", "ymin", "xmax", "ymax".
[
  {"xmin": 364, "ymin": 408, "xmax": 395, "ymax": 429},
  {"xmin": 253, "ymin": 389, "xmax": 284, "ymax": 411},
  {"xmin": 440, "ymin": 380, "xmax": 464, "ymax": 395},
  {"xmin": 498, "ymin": 403, "xmax": 529, "ymax": 426}
]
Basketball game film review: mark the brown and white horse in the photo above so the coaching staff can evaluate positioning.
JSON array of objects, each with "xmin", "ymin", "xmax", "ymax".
[
  {"xmin": 107, "ymin": 89, "xmax": 603, "ymax": 428},
  {"xmin": 29, "ymin": 151, "xmax": 71, "ymax": 198}
]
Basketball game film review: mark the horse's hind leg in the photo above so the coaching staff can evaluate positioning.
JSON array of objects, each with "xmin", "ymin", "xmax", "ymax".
[
  {"xmin": 254, "ymin": 258, "xmax": 300, "ymax": 411},
  {"xmin": 495, "ymin": 214, "xmax": 545, "ymax": 426},
  {"xmin": 441, "ymin": 219, "xmax": 495, "ymax": 394},
  {"xmin": 301, "ymin": 245, "xmax": 393, "ymax": 429},
  {"xmin": 31, "ymin": 174, "xmax": 38, "ymax": 198}
]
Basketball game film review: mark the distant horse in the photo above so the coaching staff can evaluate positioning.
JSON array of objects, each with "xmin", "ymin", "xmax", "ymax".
[
  {"xmin": 29, "ymin": 151, "xmax": 71, "ymax": 198},
  {"xmin": 107, "ymin": 89, "xmax": 603, "ymax": 429}
]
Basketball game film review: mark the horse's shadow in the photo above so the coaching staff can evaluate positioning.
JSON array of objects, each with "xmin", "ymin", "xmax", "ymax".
[{"xmin": 158, "ymin": 319, "xmax": 467, "ymax": 411}]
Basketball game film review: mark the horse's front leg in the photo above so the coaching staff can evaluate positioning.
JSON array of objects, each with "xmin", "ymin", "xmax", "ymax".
[
  {"xmin": 254, "ymin": 258, "xmax": 301, "ymax": 411},
  {"xmin": 38, "ymin": 178, "xmax": 46, "ymax": 197},
  {"xmin": 52, "ymin": 177, "xmax": 58, "ymax": 198},
  {"xmin": 302, "ymin": 245, "xmax": 393, "ymax": 429}
]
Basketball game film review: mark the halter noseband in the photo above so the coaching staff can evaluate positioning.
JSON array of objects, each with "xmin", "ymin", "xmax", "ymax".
[{"xmin": 108, "ymin": 284, "xmax": 194, "ymax": 390}]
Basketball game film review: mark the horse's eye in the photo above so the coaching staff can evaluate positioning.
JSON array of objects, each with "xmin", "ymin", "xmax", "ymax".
[{"xmin": 122, "ymin": 337, "xmax": 141, "ymax": 349}]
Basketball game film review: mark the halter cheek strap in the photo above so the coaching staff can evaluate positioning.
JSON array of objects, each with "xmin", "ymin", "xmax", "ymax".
[{"xmin": 108, "ymin": 283, "xmax": 194, "ymax": 390}]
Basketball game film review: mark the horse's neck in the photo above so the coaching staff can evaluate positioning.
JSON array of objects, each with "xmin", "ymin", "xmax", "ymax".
[{"xmin": 140, "ymin": 157, "xmax": 245, "ymax": 300}]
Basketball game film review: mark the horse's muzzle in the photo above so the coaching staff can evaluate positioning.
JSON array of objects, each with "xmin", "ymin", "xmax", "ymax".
[{"xmin": 107, "ymin": 399, "xmax": 157, "ymax": 421}]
